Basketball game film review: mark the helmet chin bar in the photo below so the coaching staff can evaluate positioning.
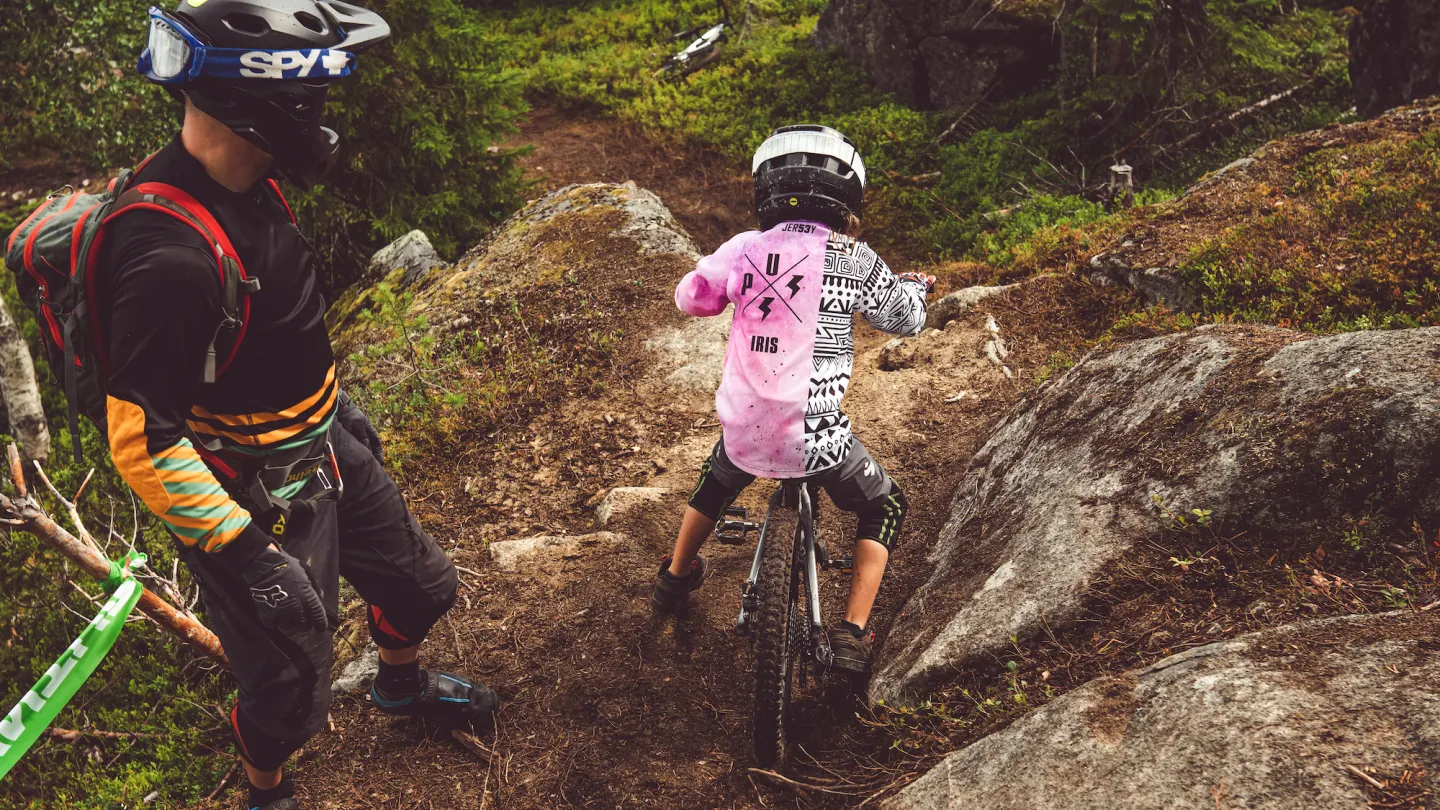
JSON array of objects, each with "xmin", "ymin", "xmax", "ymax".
[{"xmin": 188, "ymin": 81, "xmax": 340, "ymax": 189}]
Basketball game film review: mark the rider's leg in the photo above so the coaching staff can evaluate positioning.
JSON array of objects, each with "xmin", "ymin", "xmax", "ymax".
[
  {"xmin": 654, "ymin": 439, "xmax": 753, "ymax": 612},
  {"xmin": 844, "ymin": 537, "xmax": 890, "ymax": 629},
  {"xmin": 845, "ymin": 483, "xmax": 907, "ymax": 630},
  {"xmin": 674, "ymin": 438, "xmax": 754, "ymax": 569},
  {"xmin": 667, "ymin": 507, "xmax": 717, "ymax": 576}
]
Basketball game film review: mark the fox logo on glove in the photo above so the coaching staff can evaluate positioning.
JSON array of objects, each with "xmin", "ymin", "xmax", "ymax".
[{"xmin": 251, "ymin": 584, "xmax": 291, "ymax": 608}]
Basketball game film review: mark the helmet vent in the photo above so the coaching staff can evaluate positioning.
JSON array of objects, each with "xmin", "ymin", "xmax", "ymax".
[
  {"xmin": 222, "ymin": 13, "xmax": 272, "ymax": 37},
  {"xmin": 294, "ymin": 11, "xmax": 328, "ymax": 34}
]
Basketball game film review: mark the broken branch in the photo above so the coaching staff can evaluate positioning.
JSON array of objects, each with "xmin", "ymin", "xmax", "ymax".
[{"xmin": 2, "ymin": 445, "xmax": 228, "ymax": 667}]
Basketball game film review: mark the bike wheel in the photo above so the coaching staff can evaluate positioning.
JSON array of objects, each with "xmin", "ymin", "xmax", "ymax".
[{"xmin": 753, "ymin": 495, "xmax": 802, "ymax": 767}]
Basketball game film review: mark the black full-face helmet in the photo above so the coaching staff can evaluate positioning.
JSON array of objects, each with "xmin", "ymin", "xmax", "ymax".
[
  {"xmin": 139, "ymin": 0, "xmax": 390, "ymax": 186},
  {"xmin": 752, "ymin": 125, "xmax": 866, "ymax": 232}
]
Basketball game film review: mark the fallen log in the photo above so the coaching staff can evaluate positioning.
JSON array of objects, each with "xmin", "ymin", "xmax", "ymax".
[{"xmin": 0, "ymin": 445, "xmax": 228, "ymax": 667}]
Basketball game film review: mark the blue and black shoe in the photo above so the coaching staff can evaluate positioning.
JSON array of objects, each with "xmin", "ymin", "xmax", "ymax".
[{"xmin": 371, "ymin": 669, "xmax": 500, "ymax": 728}]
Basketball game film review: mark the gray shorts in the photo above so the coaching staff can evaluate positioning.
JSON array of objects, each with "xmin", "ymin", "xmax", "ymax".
[{"xmin": 690, "ymin": 434, "xmax": 895, "ymax": 517}]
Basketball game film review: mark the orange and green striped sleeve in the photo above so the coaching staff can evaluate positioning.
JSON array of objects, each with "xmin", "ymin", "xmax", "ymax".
[{"xmin": 107, "ymin": 396, "xmax": 254, "ymax": 552}]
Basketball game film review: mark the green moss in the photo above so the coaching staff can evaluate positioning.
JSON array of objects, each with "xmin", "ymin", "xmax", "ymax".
[{"xmin": 1181, "ymin": 131, "xmax": 1440, "ymax": 330}]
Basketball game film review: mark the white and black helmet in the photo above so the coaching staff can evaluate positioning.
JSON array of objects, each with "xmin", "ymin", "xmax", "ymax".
[{"xmin": 753, "ymin": 125, "xmax": 866, "ymax": 232}]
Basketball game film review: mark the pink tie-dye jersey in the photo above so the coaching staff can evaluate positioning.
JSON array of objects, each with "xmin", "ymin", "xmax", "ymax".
[{"xmin": 675, "ymin": 221, "xmax": 927, "ymax": 478}]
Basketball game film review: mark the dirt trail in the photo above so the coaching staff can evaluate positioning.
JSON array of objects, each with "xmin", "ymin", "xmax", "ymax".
[{"xmin": 282, "ymin": 106, "xmax": 1061, "ymax": 810}]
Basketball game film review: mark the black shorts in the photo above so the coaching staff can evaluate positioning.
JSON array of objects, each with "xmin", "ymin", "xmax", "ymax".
[
  {"xmin": 182, "ymin": 422, "xmax": 458, "ymax": 747},
  {"xmin": 690, "ymin": 435, "xmax": 899, "ymax": 536}
]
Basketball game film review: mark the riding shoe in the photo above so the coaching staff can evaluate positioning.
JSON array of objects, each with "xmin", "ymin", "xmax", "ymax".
[
  {"xmin": 828, "ymin": 626, "xmax": 875, "ymax": 676},
  {"xmin": 651, "ymin": 555, "xmax": 708, "ymax": 613},
  {"xmin": 371, "ymin": 669, "xmax": 500, "ymax": 728}
]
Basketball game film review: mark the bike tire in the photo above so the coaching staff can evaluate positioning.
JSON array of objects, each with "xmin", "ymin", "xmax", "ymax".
[{"xmin": 753, "ymin": 496, "xmax": 802, "ymax": 767}]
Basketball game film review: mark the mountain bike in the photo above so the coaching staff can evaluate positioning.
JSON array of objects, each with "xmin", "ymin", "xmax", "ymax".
[
  {"xmin": 715, "ymin": 480, "xmax": 852, "ymax": 767},
  {"xmin": 656, "ymin": 0, "xmax": 748, "ymax": 81}
]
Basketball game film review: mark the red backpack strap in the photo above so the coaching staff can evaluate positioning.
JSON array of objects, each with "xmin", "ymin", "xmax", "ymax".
[
  {"xmin": 266, "ymin": 178, "xmax": 296, "ymax": 225},
  {"xmin": 102, "ymin": 182, "xmax": 259, "ymax": 381}
]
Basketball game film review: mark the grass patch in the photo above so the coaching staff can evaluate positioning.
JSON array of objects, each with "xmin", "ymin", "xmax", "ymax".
[
  {"xmin": 482, "ymin": 0, "xmax": 1351, "ymax": 265},
  {"xmin": 1182, "ymin": 131, "xmax": 1440, "ymax": 330}
]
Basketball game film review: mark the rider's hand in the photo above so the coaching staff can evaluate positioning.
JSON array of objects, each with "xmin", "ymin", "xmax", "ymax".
[
  {"xmin": 899, "ymin": 272, "xmax": 937, "ymax": 295},
  {"xmin": 337, "ymin": 389, "xmax": 384, "ymax": 464},
  {"xmin": 239, "ymin": 544, "xmax": 328, "ymax": 634}
]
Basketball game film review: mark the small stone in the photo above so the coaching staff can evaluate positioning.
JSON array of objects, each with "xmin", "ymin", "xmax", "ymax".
[
  {"xmin": 488, "ymin": 532, "xmax": 622, "ymax": 572},
  {"xmin": 595, "ymin": 487, "xmax": 668, "ymax": 528},
  {"xmin": 880, "ymin": 338, "xmax": 916, "ymax": 371}
]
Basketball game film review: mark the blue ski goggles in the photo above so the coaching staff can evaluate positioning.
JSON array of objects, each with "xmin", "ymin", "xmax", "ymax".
[{"xmin": 139, "ymin": 6, "xmax": 356, "ymax": 85}]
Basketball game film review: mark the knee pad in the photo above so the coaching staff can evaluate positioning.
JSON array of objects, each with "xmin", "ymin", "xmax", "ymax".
[
  {"xmin": 367, "ymin": 596, "xmax": 454, "ymax": 651},
  {"xmin": 688, "ymin": 460, "xmax": 745, "ymax": 521},
  {"xmin": 855, "ymin": 483, "xmax": 907, "ymax": 551},
  {"xmin": 232, "ymin": 703, "xmax": 304, "ymax": 772}
]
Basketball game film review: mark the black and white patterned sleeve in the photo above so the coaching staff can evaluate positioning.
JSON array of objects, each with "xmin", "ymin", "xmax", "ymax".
[{"xmin": 856, "ymin": 244, "xmax": 926, "ymax": 337}]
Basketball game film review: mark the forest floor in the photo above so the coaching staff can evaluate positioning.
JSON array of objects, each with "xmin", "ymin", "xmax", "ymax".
[{"xmin": 234, "ymin": 103, "xmax": 1109, "ymax": 810}]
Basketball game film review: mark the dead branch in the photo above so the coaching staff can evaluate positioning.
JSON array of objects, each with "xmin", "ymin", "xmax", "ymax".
[
  {"xmin": 451, "ymin": 729, "xmax": 495, "ymax": 764},
  {"xmin": 2, "ymin": 445, "xmax": 228, "ymax": 667},
  {"xmin": 1145, "ymin": 80, "xmax": 1314, "ymax": 161},
  {"xmin": 207, "ymin": 758, "xmax": 242, "ymax": 801},
  {"xmin": 747, "ymin": 768, "xmax": 864, "ymax": 796},
  {"xmin": 46, "ymin": 727, "xmax": 164, "ymax": 743},
  {"xmin": 1345, "ymin": 764, "xmax": 1389, "ymax": 791}
]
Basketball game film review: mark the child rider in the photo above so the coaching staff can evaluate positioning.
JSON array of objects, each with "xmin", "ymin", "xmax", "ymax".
[{"xmin": 650, "ymin": 125, "xmax": 934, "ymax": 676}]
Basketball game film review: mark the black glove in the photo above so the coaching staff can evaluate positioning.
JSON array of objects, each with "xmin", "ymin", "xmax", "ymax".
[
  {"xmin": 336, "ymin": 390, "xmax": 384, "ymax": 463},
  {"xmin": 240, "ymin": 545, "xmax": 328, "ymax": 634}
]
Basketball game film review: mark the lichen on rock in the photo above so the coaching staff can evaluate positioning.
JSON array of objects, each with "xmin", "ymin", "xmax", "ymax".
[{"xmin": 873, "ymin": 325, "xmax": 1440, "ymax": 705}]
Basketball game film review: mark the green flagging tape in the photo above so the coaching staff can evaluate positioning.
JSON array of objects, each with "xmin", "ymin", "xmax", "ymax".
[
  {"xmin": 100, "ymin": 551, "xmax": 147, "ymax": 593},
  {"xmin": 0, "ymin": 558, "xmax": 146, "ymax": 781}
]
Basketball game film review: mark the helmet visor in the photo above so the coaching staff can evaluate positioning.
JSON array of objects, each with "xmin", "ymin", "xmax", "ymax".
[{"xmin": 145, "ymin": 13, "xmax": 193, "ymax": 81}]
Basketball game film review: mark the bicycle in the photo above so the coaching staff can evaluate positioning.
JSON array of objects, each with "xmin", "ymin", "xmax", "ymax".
[
  {"xmin": 714, "ymin": 480, "xmax": 853, "ymax": 766},
  {"xmin": 655, "ymin": 0, "xmax": 748, "ymax": 81}
]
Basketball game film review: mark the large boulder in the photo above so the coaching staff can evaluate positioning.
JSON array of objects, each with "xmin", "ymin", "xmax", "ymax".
[
  {"xmin": 1351, "ymin": 0, "xmax": 1440, "ymax": 118},
  {"xmin": 873, "ymin": 325, "xmax": 1440, "ymax": 704},
  {"xmin": 885, "ymin": 611, "xmax": 1440, "ymax": 810},
  {"xmin": 328, "ymin": 183, "xmax": 718, "ymax": 391},
  {"xmin": 813, "ymin": 0, "xmax": 1058, "ymax": 111}
]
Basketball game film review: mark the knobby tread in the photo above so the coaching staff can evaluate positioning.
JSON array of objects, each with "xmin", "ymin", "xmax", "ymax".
[{"xmin": 752, "ymin": 499, "xmax": 800, "ymax": 767}]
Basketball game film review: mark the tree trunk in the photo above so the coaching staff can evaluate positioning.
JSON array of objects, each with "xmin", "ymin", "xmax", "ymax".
[{"xmin": 0, "ymin": 294, "xmax": 49, "ymax": 463}]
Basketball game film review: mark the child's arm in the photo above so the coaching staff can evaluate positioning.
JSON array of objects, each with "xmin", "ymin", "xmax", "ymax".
[
  {"xmin": 675, "ymin": 232, "xmax": 753, "ymax": 317},
  {"xmin": 857, "ymin": 244, "xmax": 928, "ymax": 337}
]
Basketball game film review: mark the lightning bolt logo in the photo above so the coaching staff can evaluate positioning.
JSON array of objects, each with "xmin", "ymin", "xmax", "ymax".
[
  {"xmin": 786, "ymin": 276, "xmax": 802, "ymax": 298},
  {"xmin": 757, "ymin": 297, "xmax": 774, "ymax": 321}
]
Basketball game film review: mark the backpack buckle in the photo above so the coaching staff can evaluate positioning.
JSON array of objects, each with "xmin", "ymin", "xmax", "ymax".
[{"xmin": 240, "ymin": 277, "xmax": 262, "ymax": 294}]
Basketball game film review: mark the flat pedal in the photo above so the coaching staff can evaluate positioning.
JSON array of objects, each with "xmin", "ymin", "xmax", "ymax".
[
  {"xmin": 822, "ymin": 555, "xmax": 853, "ymax": 573},
  {"xmin": 714, "ymin": 506, "xmax": 759, "ymax": 545}
]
